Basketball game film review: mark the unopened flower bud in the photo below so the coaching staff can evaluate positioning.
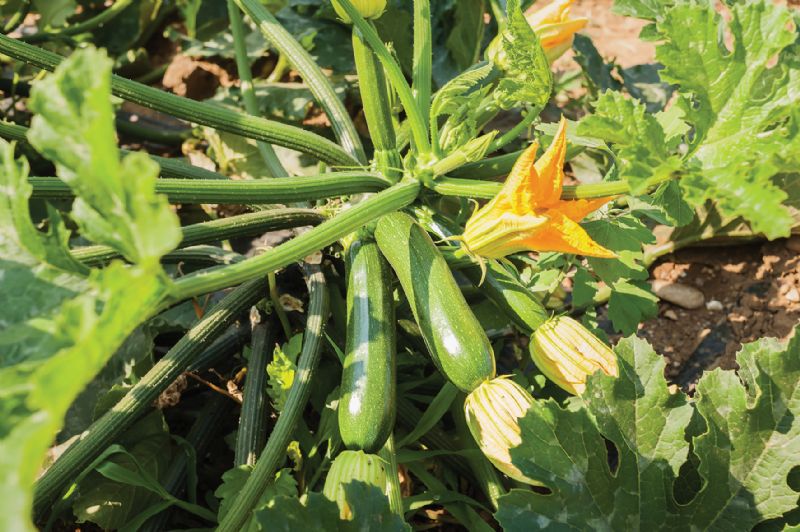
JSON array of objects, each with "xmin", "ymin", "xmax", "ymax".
[
  {"xmin": 322, "ymin": 450, "xmax": 387, "ymax": 520},
  {"xmin": 464, "ymin": 377, "xmax": 540, "ymax": 485},
  {"xmin": 530, "ymin": 315, "xmax": 617, "ymax": 395},
  {"xmin": 332, "ymin": 0, "xmax": 387, "ymax": 23}
]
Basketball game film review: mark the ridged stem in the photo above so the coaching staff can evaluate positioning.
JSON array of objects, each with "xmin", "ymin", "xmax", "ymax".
[
  {"xmin": 352, "ymin": 27, "xmax": 402, "ymax": 180},
  {"xmin": 170, "ymin": 180, "xmax": 420, "ymax": 300},
  {"xmin": 23, "ymin": 0, "xmax": 136, "ymax": 43},
  {"xmin": 412, "ymin": 0, "xmax": 432, "ymax": 125},
  {"xmin": 233, "ymin": 0, "xmax": 365, "ymax": 164},
  {"xmin": 28, "ymin": 172, "xmax": 389, "ymax": 203},
  {"xmin": 428, "ymin": 173, "xmax": 677, "ymax": 200},
  {"xmin": 0, "ymin": 35, "xmax": 358, "ymax": 167},
  {"xmin": 334, "ymin": 0, "xmax": 430, "ymax": 154},
  {"xmin": 235, "ymin": 322, "xmax": 274, "ymax": 467},
  {"xmin": 226, "ymin": 0, "xmax": 287, "ymax": 177},
  {"xmin": 72, "ymin": 208, "xmax": 325, "ymax": 266},
  {"xmin": 32, "ymin": 288, "xmax": 262, "ymax": 519},
  {"xmin": 217, "ymin": 263, "xmax": 328, "ymax": 532},
  {"xmin": 378, "ymin": 434, "xmax": 404, "ymax": 517}
]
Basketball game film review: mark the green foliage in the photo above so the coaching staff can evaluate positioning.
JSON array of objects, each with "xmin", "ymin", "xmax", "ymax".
[
  {"xmin": 0, "ymin": 47, "xmax": 177, "ymax": 531},
  {"xmin": 497, "ymin": 331, "xmax": 800, "ymax": 530},
  {"xmin": 267, "ymin": 333, "xmax": 303, "ymax": 410},
  {"xmin": 215, "ymin": 466, "xmax": 297, "ymax": 531},
  {"xmin": 656, "ymin": 0, "xmax": 799, "ymax": 239}
]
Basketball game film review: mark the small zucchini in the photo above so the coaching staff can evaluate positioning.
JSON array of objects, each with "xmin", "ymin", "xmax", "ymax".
[
  {"xmin": 375, "ymin": 212, "xmax": 495, "ymax": 392},
  {"xmin": 338, "ymin": 239, "xmax": 397, "ymax": 453}
]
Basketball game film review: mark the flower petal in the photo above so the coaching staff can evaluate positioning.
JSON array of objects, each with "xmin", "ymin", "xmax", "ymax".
[
  {"xmin": 557, "ymin": 196, "xmax": 614, "ymax": 222},
  {"xmin": 519, "ymin": 210, "xmax": 616, "ymax": 258},
  {"xmin": 531, "ymin": 117, "xmax": 568, "ymax": 207}
]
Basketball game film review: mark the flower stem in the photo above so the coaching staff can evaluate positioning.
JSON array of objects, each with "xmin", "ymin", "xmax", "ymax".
[
  {"xmin": 486, "ymin": 107, "xmax": 539, "ymax": 153},
  {"xmin": 218, "ymin": 263, "xmax": 328, "ymax": 532},
  {"xmin": 378, "ymin": 434, "xmax": 404, "ymax": 517},
  {"xmin": 28, "ymin": 173, "xmax": 389, "ymax": 203},
  {"xmin": 412, "ymin": 0, "xmax": 432, "ymax": 123},
  {"xmin": 170, "ymin": 180, "xmax": 420, "ymax": 301},
  {"xmin": 335, "ymin": 0, "xmax": 430, "ymax": 155},
  {"xmin": 234, "ymin": 0, "xmax": 366, "ymax": 164},
  {"xmin": 227, "ymin": 0, "xmax": 287, "ymax": 177},
  {"xmin": 0, "ymin": 35, "xmax": 358, "ymax": 167}
]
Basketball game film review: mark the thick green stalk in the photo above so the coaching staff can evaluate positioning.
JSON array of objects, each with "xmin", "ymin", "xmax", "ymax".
[
  {"xmin": 115, "ymin": 118, "xmax": 190, "ymax": 146},
  {"xmin": 162, "ymin": 246, "xmax": 244, "ymax": 266},
  {"xmin": 28, "ymin": 172, "xmax": 389, "ymax": 203},
  {"xmin": 352, "ymin": 27, "xmax": 402, "ymax": 180},
  {"xmin": 233, "ymin": 0, "xmax": 365, "ymax": 164},
  {"xmin": 140, "ymin": 394, "xmax": 231, "ymax": 531},
  {"xmin": 226, "ymin": 0, "xmax": 287, "ymax": 177},
  {"xmin": 428, "ymin": 174, "xmax": 676, "ymax": 200},
  {"xmin": 412, "ymin": 0, "xmax": 432, "ymax": 124},
  {"xmin": 23, "ymin": 0, "xmax": 136, "ymax": 43},
  {"xmin": 334, "ymin": 0, "xmax": 430, "ymax": 154},
  {"xmin": 235, "ymin": 322, "xmax": 274, "ymax": 467},
  {"xmin": 218, "ymin": 263, "xmax": 328, "ymax": 532},
  {"xmin": 32, "ymin": 287, "xmax": 262, "ymax": 518},
  {"xmin": 0, "ymin": 35, "xmax": 357, "ymax": 167},
  {"xmin": 170, "ymin": 180, "xmax": 420, "ymax": 300},
  {"xmin": 378, "ymin": 434, "xmax": 404, "ymax": 517},
  {"xmin": 73, "ymin": 208, "xmax": 325, "ymax": 266},
  {"xmin": 0, "ymin": 119, "xmax": 230, "ymax": 180}
]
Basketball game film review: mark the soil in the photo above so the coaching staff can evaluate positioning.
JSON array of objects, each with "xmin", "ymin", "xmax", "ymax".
[{"xmin": 638, "ymin": 239, "xmax": 800, "ymax": 391}]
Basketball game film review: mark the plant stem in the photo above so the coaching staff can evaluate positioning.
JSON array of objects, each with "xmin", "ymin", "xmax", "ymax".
[
  {"xmin": 23, "ymin": 0, "xmax": 136, "ymax": 43},
  {"xmin": 428, "ymin": 173, "xmax": 677, "ymax": 200},
  {"xmin": 115, "ymin": 118, "xmax": 190, "ymax": 146},
  {"xmin": 335, "ymin": 0, "xmax": 430, "ymax": 154},
  {"xmin": 378, "ymin": 434, "xmax": 404, "ymax": 517},
  {"xmin": 226, "ymin": 0, "xmax": 287, "ymax": 178},
  {"xmin": 32, "ymin": 291, "xmax": 261, "ymax": 518},
  {"xmin": 234, "ymin": 0, "xmax": 366, "ymax": 164},
  {"xmin": 170, "ymin": 180, "xmax": 420, "ymax": 300},
  {"xmin": 73, "ymin": 208, "xmax": 325, "ymax": 266},
  {"xmin": 0, "ymin": 35, "xmax": 358, "ymax": 167},
  {"xmin": 486, "ymin": 107, "xmax": 538, "ymax": 153},
  {"xmin": 28, "ymin": 172, "xmax": 389, "ymax": 203},
  {"xmin": 218, "ymin": 263, "xmax": 328, "ymax": 532},
  {"xmin": 269, "ymin": 271, "xmax": 293, "ymax": 339},
  {"xmin": 448, "ymin": 149, "xmax": 523, "ymax": 179},
  {"xmin": 352, "ymin": 26, "xmax": 402, "ymax": 180},
  {"xmin": 412, "ymin": 0, "xmax": 432, "ymax": 124},
  {"xmin": 235, "ymin": 322, "xmax": 274, "ymax": 467}
]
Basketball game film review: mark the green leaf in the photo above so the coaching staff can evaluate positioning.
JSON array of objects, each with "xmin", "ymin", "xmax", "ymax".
[
  {"xmin": 31, "ymin": 0, "xmax": 76, "ymax": 28},
  {"xmin": 267, "ymin": 333, "xmax": 303, "ymax": 411},
  {"xmin": 215, "ymin": 466, "xmax": 297, "ymax": 531},
  {"xmin": 656, "ymin": 0, "xmax": 799, "ymax": 239},
  {"xmin": 27, "ymin": 46, "xmax": 181, "ymax": 266},
  {"xmin": 612, "ymin": 0, "xmax": 674, "ymax": 21},
  {"xmin": 496, "ymin": 336, "xmax": 696, "ymax": 530},
  {"xmin": 253, "ymin": 482, "xmax": 410, "ymax": 531},
  {"xmin": 584, "ymin": 213, "xmax": 655, "ymax": 284},
  {"xmin": 0, "ymin": 48, "xmax": 175, "ymax": 531},
  {"xmin": 607, "ymin": 278, "xmax": 659, "ymax": 334},
  {"xmin": 72, "ymin": 410, "xmax": 172, "ymax": 529},
  {"xmin": 497, "ymin": 330, "xmax": 800, "ymax": 529},
  {"xmin": 578, "ymin": 91, "xmax": 682, "ymax": 195},
  {"xmin": 492, "ymin": 0, "xmax": 553, "ymax": 110},
  {"xmin": 572, "ymin": 34, "xmax": 623, "ymax": 94}
]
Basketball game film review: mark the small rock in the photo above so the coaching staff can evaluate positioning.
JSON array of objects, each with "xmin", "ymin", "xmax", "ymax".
[
  {"xmin": 706, "ymin": 299, "xmax": 724, "ymax": 311},
  {"xmin": 786, "ymin": 288, "xmax": 800, "ymax": 303},
  {"xmin": 664, "ymin": 309, "xmax": 679, "ymax": 321},
  {"xmin": 651, "ymin": 280, "xmax": 706, "ymax": 309},
  {"xmin": 786, "ymin": 235, "xmax": 800, "ymax": 253}
]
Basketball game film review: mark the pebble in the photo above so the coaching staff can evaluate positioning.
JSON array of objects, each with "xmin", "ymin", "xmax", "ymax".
[
  {"xmin": 651, "ymin": 280, "xmax": 706, "ymax": 309},
  {"xmin": 786, "ymin": 235, "xmax": 800, "ymax": 253},
  {"xmin": 706, "ymin": 299, "xmax": 724, "ymax": 311},
  {"xmin": 786, "ymin": 288, "xmax": 800, "ymax": 303},
  {"xmin": 664, "ymin": 309, "xmax": 679, "ymax": 321}
]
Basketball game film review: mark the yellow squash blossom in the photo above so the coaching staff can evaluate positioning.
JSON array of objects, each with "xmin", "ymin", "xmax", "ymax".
[
  {"xmin": 526, "ymin": 0, "xmax": 588, "ymax": 63},
  {"xmin": 462, "ymin": 117, "xmax": 615, "ymax": 260}
]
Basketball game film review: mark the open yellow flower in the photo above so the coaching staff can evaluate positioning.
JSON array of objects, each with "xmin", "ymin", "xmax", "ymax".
[
  {"xmin": 526, "ymin": 0, "xmax": 588, "ymax": 63},
  {"xmin": 462, "ymin": 117, "xmax": 615, "ymax": 260}
]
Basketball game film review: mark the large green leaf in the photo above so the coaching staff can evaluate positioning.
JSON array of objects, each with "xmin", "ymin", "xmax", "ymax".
[
  {"xmin": 496, "ymin": 330, "xmax": 800, "ymax": 530},
  {"xmin": 656, "ymin": 0, "xmax": 799, "ymax": 239},
  {"xmin": 0, "ymin": 47, "xmax": 178, "ymax": 531}
]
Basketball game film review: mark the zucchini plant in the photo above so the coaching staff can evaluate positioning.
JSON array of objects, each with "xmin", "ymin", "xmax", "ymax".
[{"xmin": 0, "ymin": 0, "xmax": 799, "ymax": 530}]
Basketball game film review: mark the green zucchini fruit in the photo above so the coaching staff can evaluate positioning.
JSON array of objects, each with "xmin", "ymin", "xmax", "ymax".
[
  {"xmin": 375, "ymin": 212, "xmax": 495, "ymax": 392},
  {"xmin": 338, "ymin": 239, "xmax": 397, "ymax": 452}
]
